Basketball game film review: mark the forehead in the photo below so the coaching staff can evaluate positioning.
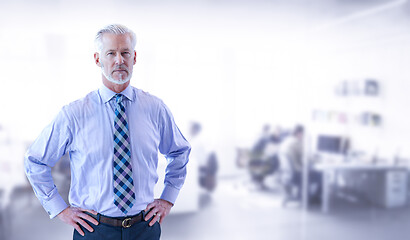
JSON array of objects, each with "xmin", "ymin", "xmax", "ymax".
[{"xmin": 101, "ymin": 33, "xmax": 133, "ymax": 50}]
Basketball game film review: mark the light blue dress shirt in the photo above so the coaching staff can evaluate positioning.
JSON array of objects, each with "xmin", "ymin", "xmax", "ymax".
[{"xmin": 24, "ymin": 84, "xmax": 191, "ymax": 219}]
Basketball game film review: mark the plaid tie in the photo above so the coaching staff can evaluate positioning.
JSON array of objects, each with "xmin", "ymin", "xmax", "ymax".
[{"xmin": 113, "ymin": 94, "xmax": 135, "ymax": 214}]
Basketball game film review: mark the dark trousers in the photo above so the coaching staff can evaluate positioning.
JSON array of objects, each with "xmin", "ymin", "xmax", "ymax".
[
  {"xmin": 293, "ymin": 170, "xmax": 322, "ymax": 201},
  {"xmin": 73, "ymin": 212, "xmax": 161, "ymax": 240}
]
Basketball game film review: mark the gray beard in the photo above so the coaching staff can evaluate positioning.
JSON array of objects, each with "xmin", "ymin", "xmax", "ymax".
[{"xmin": 101, "ymin": 64, "xmax": 132, "ymax": 85}]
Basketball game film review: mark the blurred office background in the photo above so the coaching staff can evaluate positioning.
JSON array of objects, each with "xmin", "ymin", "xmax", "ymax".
[{"xmin": 1, "ymin": 0, "xmax": 410, "ymax": 239}]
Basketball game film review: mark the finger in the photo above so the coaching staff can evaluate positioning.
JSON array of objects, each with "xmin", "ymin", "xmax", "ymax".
[
  {"xmin": 158, "ymin": 214, "xmax": 165, "ymax": 224},
  {"xmin": 77, "ymin": 218, "xmax": 95, "ymax": 233},
  {"xmin": 144, "ymin": 208, "xmax": 156, "ymax": 221},
  {"xmin": 74, "ymin": 224, "xmax": 85, "ymax": 237},
  {"xmin": 80, "ymin": 213, "xmax": 99, "ymax": 226},
  {"xmin": 144, "ymin": 202, "xmax": 155, "ymax": 212},
  {"xmin": 145, "ymin": 209, "xmax": 154, "ymax": 221},
  {"xmin": 81, "ymin": 208, "xmax": 98, "ymax": 215},
  {"xmin": 149, "ymin": 214, "xmax": 160, "ymax": 226}
]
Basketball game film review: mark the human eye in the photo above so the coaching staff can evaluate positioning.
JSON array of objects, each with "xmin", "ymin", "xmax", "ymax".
[{"xmin": 122, "ymin": 51, "xmax": 131, "ymax": 57}]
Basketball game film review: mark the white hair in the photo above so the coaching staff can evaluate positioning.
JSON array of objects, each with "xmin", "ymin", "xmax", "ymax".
[{"xmin": 94, "ymin": 24, "xmax": 137, "ymax": 53}]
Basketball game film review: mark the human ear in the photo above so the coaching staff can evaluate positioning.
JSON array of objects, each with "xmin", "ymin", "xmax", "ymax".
[{"xmin": 94, "ymin": 52, "xmax": 101, "ymax": 67}]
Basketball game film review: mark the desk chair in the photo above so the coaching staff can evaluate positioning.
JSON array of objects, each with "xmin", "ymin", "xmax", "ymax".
[{"xmin": 235, "ymin": 148, "xmax": 279, "ymax": 190}]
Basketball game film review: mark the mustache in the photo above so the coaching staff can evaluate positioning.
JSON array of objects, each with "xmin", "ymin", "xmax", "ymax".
[{"xmin": 113, "ymin": 65, "xmax": 128, "ymax": 71}]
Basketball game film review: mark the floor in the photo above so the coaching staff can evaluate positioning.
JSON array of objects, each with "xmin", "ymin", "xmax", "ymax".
[{"xmin": 3, "ymin": 174, "xmax": 410, "ymax": 240}]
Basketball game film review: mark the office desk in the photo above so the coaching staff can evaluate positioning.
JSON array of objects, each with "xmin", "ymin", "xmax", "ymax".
[{"xmin": 313, "ymin": 163, "xmax": 408, "ymax": 213}]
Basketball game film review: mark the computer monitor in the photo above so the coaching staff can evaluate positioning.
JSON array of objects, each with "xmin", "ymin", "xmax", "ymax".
[{"xmin": 317, "ymin": 135, "xmax": 347, "ymax": 154}]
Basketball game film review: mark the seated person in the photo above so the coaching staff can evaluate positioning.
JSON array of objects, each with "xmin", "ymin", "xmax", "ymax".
[{"xmin": 248, "ymin": 124, "xmax": 280, "ymax": 189}]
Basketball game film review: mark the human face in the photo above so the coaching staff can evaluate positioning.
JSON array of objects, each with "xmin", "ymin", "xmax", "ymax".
[{"xmin": 94, "ymin": 33, "xmax": 136, "ymax": 86}]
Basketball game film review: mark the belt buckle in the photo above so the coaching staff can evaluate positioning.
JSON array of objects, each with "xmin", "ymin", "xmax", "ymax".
[{"xmin": 122, "ymin": 218, "xmax": 132, "ymax": 228}]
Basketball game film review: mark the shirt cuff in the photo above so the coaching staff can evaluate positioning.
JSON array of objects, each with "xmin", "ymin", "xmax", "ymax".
[
  {"xmin": 43, "ymin": 194, "xmax": 68, "ymax": 219},
  {"xmin": 160, "ymin": 184, "xmax": 180, "ymax": 205}
]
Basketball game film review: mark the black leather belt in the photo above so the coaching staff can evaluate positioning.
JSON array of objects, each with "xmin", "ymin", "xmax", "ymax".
[{"xmin": 90, "ymin": 212, "xmax": 144, "ymax": 228}]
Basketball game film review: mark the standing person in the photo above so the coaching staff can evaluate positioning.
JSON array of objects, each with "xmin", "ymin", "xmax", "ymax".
[
  {"xmin": 281, "ymin": 125, "xmax": 321, "ymax": 202},
  {"xmin": 24, "ymin": 24, "xmax": 191, "ymax": 240}
]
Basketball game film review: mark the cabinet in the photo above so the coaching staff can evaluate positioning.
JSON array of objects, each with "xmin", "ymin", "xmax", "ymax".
[{"xmin": 364, "ymin": 168, "xmax": 407, "ymax": 208}]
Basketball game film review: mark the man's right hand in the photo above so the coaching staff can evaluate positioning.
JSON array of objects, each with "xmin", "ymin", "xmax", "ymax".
[{"xmin": 57, "ymin": 206, "xmax": 99, "ymax": 236}]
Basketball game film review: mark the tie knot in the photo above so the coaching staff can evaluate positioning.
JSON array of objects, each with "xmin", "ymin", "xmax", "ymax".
[{"xmin": 115, "ymin": 94, "xmax": 124, "ymax": 104}]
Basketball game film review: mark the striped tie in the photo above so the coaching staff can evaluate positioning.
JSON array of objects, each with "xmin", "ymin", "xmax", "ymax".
[{"xmin": 113, "ymin": 94, "xmax": 135, "ymax": 214}]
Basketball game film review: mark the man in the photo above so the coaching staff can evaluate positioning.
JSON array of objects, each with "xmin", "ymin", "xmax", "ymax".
[
  {"xmin": 24, "ymin": 24, "xmax": 191, "ymax": 240},
  {"xmin": 281, "ymin": 125, "xmax": 321, "ymax": 202}
]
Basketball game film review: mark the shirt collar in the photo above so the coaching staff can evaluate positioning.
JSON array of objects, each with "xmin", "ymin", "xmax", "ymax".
[{"xmin": 99, "ymin": 84, "xmax": 134, "ymax": 104}]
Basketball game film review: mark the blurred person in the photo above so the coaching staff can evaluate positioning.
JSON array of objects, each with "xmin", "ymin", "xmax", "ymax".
[
  {"xmin": 188, "ymin": 122, "xmax": 218, "ymax": 193},
  {"xmin": 24, "ymin": 24, "xmax": 191, "ymax": 240},
  {"xmin": 199, "ymin": 152, "xmax": 218, "ymax": 193},
  {"xmin": 251, "ymin": 124, "xmax": 272, "ymax": 153},
  {"xmin": 247, "ymin": 124, "xmax": 280, "ymax": 190},
  {"xmin": 252, "ymin": 124, "xmax": 284, "ymax": 154},
  {"xmin": 280, "ymin": 125, "xmax": 321, "ymax": 202}
]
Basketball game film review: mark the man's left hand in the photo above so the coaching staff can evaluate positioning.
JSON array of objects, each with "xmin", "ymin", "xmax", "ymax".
[{"xmin": 144, "ymin": 199, "xmax": 173, "ymax": 226}]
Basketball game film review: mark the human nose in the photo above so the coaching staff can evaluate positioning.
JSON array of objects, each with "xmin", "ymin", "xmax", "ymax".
[{"xmin": 114, "ymin": 53, "xmax": 124, "ymax": 64}]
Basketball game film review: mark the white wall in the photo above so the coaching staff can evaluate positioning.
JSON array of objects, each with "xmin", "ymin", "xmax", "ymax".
[{"xmin": 304, "ymin": 4, "xmax": 410, "ymax": 160}]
